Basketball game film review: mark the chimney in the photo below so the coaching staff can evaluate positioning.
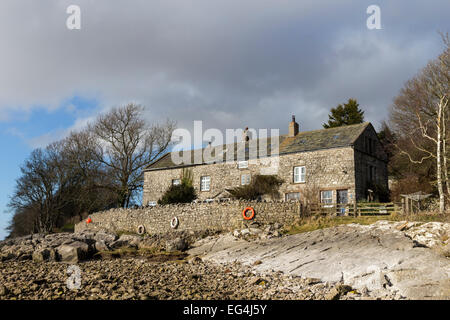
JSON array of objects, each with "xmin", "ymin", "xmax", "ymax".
[{"xmin": 289, "ymin": 115, "xmax": 299, "ymax": 137}]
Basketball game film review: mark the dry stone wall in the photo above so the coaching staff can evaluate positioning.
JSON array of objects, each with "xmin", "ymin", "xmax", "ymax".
[{"xmin": 74, "ymin": 200, "xmax": 301, "ymax": 235}]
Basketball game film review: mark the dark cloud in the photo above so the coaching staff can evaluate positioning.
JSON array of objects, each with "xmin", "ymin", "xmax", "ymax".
[{"xmin": 0, "ymin": 0, "xmax": 448, "ymax": 136}]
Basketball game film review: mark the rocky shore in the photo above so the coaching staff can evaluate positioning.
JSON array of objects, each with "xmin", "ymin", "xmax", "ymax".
[
  {"xmin": 0, "ymin": 257, "xmax": 390, "ymax": 300},
  {"xmin": 0, "ymin": 220, "xmax": 448, "ymax": 300}
]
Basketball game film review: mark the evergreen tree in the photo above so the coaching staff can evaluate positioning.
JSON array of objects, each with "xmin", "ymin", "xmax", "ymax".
[{"xmin": 323, "ymin": 98, "xmax": 365, "ymax": 128}]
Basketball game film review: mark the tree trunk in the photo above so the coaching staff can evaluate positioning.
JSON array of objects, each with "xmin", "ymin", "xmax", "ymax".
[
  {"xmin": 437, "ymin": 101, "xmax": 445, "ymax": 214},
  {"xmin": 442, "ymin": 102, "xmax": 450, "ymax": 201}
]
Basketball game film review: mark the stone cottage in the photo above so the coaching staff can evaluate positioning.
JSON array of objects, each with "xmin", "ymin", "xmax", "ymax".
[{"xmin": 143, "ymin": 117, "xmax": 388, "ymax": 206}]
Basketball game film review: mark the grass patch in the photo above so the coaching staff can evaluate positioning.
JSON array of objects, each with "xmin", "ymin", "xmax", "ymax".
[{"xmin": 285, "ymin": 212, "xmax": 450, "ymax": 235}]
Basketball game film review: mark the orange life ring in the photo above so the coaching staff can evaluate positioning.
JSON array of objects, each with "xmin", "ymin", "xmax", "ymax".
[
  {"xmin": 242, "ymin": 207, "xmax": 255, "ymax": 220},
  {"xmin": 86, "ymin": 217, "xmax": 92, "ymax": 224}
]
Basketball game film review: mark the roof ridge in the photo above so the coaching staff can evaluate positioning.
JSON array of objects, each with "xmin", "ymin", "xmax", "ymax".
[{"xmin": 146, "ymin": 122, "xmax": 372, "ymax": 171}]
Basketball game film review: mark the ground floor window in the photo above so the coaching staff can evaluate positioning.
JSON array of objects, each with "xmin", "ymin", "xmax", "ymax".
[
  {"xmin": 285, "ymin": 192, "xmax": 300, "ymax": 201},
  {"xmin": 148, "ymin": 201, "xmax": 157, "ymax": 206},
  {"xmin": 172, "ymin": 179, "xmax": 181, "ymax": 186},
  {"xmin": 241, "ymin": 173, "xmax": 251, "ymax": 185},
  {"xmin": 320, "ymin": 190, "xmax": 333, "ymax": 204},
  {"xmin": 200, "ymin": 176, "xmax": 211, "ymax": 191}
]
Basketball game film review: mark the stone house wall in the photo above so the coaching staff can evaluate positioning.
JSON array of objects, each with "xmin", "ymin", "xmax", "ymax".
[
  {"xmin": 143, "ymin": 146, "xmax": 357, "ymax": 205},
  {"xmin": 74, "ymin": 200, "xmax": 301, "ymax": 235},
  {"xmin": 353, "ymin": 125, "xmax": 389, "ymax": 201}
]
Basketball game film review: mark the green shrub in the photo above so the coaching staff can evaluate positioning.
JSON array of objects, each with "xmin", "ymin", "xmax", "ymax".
[
  {"xmin": 229, "ymin": 175, "xmax": 283, "ymax": 200},
  {"xmin": 158, "ymin": 182, "xmax": 197, "ymax": 205}
]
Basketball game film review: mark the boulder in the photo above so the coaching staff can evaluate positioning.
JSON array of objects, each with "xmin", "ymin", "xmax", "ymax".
[
  {"xmin": 166, "ymin": 237, "xmax": 188, "ymax": 252},
  {"xmin": 94, "ymin": 232, "xmax": 118, "ymax": 245},
  {"xmin": 57, "ymin": 241, "xmax": 90, "ymax": 263},
  {"xmin": 94, "ymin": 240, "xmax": 110, "ymax": 252},
  {"xmin": 110, "ymin": 234, "xmax": 141, "ymax": 249},
  {"xmin": 249, "ymin": 228, "xmax": 262, "ymax": 235},
  {"xmin": 32, "ymin": 248, "xmax": 56, "ymax": 262}
]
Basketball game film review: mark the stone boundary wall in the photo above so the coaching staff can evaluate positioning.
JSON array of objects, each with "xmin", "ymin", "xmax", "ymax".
[{"xmin": 74, "ymin": 200, "xmax": 301, "ymax": 235}]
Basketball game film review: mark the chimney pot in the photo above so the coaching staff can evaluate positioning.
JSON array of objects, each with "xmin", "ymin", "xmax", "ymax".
[{"xmin": 289, "ymin": 115, "xmax": 299, "ymax": 137}]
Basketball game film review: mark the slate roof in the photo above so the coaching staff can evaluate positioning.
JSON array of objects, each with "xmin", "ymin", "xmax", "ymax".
[{"xmin": 145, "ymin": 122, "xmax": 371, "ymax": 171}]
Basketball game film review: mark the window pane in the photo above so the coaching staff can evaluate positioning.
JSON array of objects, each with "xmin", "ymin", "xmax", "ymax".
[
  {"xmin": 321, "ymin": 190, "xmax": 332, "ymax": 204},
  {"xmin": 200, "ymin": 176, "xmax": 210, "ymax": 191},
  {"xmin": 294, "ymin": 166, "xmax": 305, "ymax": 183},
  {"xmin": 241, "ymin": 174, "xmax": 250, "ymax": 185},
  {"xmin": 172, "ymin": 179, "xmax": 181, "ymax": 186},
  {"xmin": 285, "ymin": 192, "xmax": 300, "ymax": 201}
]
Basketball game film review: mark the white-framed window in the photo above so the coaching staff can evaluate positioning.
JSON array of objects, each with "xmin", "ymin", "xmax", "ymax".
[
  {"xmin": 285, "ymin": 192, "xmax": 300, "ymax": 201},
  {"xmin": 172, "ymin": 179, "xmax": 181, "ymax": 186},
  {"xmin": 321, "ymin": 190, "xmax": 333, "ymax": 204},
  {"xmin": 238, "ymin": 160, "xmax": 248, "ymax": 169},
  {"xmin": 241, "ymin": 173, "xmax": 251, "ymax": 185},
  {"xmin": 293, "ymin": 166, "xmax": 306, "ymax": 183},
  {"xmin": 200, "ymin": 176, "xmax": 211, "ymax": 191},
  {"xmin": 148, "ymin": 201, "xmax": 157, "ymax": 207}
]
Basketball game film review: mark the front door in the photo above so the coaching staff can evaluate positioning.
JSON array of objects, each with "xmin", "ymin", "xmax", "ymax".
[{"xmin": 337, "ymin": 189, "xmax": 348, "ymax": 216}]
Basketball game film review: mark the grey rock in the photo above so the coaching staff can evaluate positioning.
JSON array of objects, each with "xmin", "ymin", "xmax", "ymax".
[
  {"xmin": 32, "ymin": 248, "xmax": 51, "ymax": 262},
  {"xmin": 94, "ymin": 232, "xmax": 118, "ymax": 244},
  {"xmin": 0, "ymin": 285, "xmax": 8, "ymax": 296},
  {"xmin": 190, "ymin": 221, "xmax": 450, "ymax": 299},
  {"xmin": 249, "ymin": 228, "xmax": 262, "ymax": 235},
  {"xmin": 166, "ymin": 237, "xmax": 188, "ymax": 252},
  {"xmin": 110, "ymin": 234, "xmax": 141, "ymax": 249},
  {"xmin": 57, "ymin": 241, "xmax": 90, "ymax": 263},
  {"xmin": 94, "ymin": 240, "xmax": 110, "ymax": 252}
]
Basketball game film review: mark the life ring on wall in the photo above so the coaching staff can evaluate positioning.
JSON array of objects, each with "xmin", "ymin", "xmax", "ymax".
[
  {"xmin": 242, "ymin": 207, "xmax": 255, "ymax": 220},
  {"xmin": 137, "ymin": 225, "xmax": 146, "ymax": 235},
  {"xmin": 170, "ymin": 217, "xmax": 179, "ymax": 229},
  {"xmin": 86, "ymin": 217, "xmax": 92, "ymax": 224}
]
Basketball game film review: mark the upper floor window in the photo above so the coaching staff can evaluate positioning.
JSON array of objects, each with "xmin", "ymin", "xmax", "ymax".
[
  {"xmin": 172, "ymin": 179, "xmax": 181, "ymax": 186},
  {"xmin": 241, "ymin": 173, "xmax": 251, "ymax": 185},
  {"xmin": 293, "ymin": 166, "xmax": 306, "ymax": 183},
  {"xmin": 365, "ymin": 137, "xmax": 374, "ymax": 154},
  {"xmin": 238, "ymin": 160, "xmax": 248, "ymax": 169},
  {"xmin": 200, "ymin": 176, "xmax": 211, "ymax": 191}
]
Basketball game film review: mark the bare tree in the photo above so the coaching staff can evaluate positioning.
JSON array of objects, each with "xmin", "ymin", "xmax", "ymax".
[
  {"xmin": 8, "ymin": 147, "xmax": 67, "ymax": 233},
  {"xmin": 390, "ymin": 35, "xmax": 449, "ymax": 213},
  {"xmin": 90, "ymin": 103, "xmax": 175, "ymax": 207}
]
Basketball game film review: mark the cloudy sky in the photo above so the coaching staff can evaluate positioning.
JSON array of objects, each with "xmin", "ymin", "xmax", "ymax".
[{"xmin": 0, "ymin": 0, "xmax": 449, "ymax": 239}]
